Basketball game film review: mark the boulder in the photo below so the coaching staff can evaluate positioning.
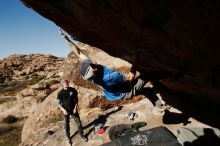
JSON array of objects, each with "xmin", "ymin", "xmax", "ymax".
[
  {"xmin": 21, "ymin": 0, "xmax": 220, "ymax": 104},
  {"xmin": 31, "ymin": 82, "xmax": 50, "ymax": 90}
]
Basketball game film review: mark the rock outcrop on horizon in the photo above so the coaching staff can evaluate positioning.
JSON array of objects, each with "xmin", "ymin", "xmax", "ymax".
[
  {"xmin": 0, "ymin": 54, "xmax": 63, "ymax": 83},
  {"xmin": 21, "ymin": 0, "xmax": 220, "ymax": 104}
]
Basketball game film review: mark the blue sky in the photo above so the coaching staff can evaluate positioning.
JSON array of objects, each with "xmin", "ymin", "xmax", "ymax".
[{"xmin": 0, "ymin": 0, "xmax": 70, "ymax": 59}]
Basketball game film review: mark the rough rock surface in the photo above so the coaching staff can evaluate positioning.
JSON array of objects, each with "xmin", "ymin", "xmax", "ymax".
[
  {"xmin": 19, "ymin": 97, "xmax": 214, "ymax": 146},
  {"xmin": 21, "ymin": 0, "xmax": 220, "ymax": 104}
]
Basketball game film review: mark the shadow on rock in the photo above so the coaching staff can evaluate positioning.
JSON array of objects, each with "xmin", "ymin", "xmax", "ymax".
[
  {"xmin": 163, "ymin": 110, "xmax": 191, "ymax": 125},
  {"xmin": 71, "ymin": 106, "xmax": 123, "ymax": 138},
  {"xmin": 183, "ymin": 128, "xmax": 220, "ymax": 146}
]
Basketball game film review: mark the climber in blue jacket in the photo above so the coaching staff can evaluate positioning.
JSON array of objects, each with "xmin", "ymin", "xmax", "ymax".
[{"xmin": 59, "ymin": 29, "xmax": 169, "ymax": 112}]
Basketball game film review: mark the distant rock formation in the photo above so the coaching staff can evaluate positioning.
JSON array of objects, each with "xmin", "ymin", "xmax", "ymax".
[
  {"xmin": 21, "ymin": 0, "xmax": 220, "ymax": 104},
  {"xmin": 0, "ymin": 54, "xmax": 64, "ymax": 83}
]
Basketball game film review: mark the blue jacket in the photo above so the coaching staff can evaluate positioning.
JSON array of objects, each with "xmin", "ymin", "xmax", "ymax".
[{"xmin": 93, "ymin": 65, "xmax": 126, "ymax": 101}]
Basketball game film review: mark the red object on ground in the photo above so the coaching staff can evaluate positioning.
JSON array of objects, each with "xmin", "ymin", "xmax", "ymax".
[{"xmin": 96, "ymin": 129, "xmax": 105, "ymax": 134}]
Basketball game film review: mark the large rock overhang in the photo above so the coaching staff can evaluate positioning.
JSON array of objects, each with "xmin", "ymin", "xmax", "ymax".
[{"xmin": 21, "ymin": 0, "xmax": 220, "ymax": 104}]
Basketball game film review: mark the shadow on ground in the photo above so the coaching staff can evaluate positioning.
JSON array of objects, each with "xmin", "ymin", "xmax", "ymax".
[{"xmin": 152, "ymin": 81, "xmax": 220, "ymax": 129}]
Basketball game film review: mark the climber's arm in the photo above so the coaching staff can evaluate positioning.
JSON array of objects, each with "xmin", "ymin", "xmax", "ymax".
[{"xmin": 59, "ymin": 29, "xmax": 88, "ymax": 60}]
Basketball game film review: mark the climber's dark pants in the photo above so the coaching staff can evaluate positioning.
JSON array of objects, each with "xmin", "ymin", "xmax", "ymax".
[
  {"xmin": 64, "ymin": 112, "xmax": 84, "ymax": 139},
  {"xmin": 122, "ymin": 76, "xmax": 162, "ymax": 107},
  {"xmin": 122, "ymin": 77, "xmax": 145, "ymax": 100}
]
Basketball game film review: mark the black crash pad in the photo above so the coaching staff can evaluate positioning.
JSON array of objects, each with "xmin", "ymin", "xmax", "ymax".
[{"xmin": 101, "ymin": 126, "xmax": 181, "ymax": 146}]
